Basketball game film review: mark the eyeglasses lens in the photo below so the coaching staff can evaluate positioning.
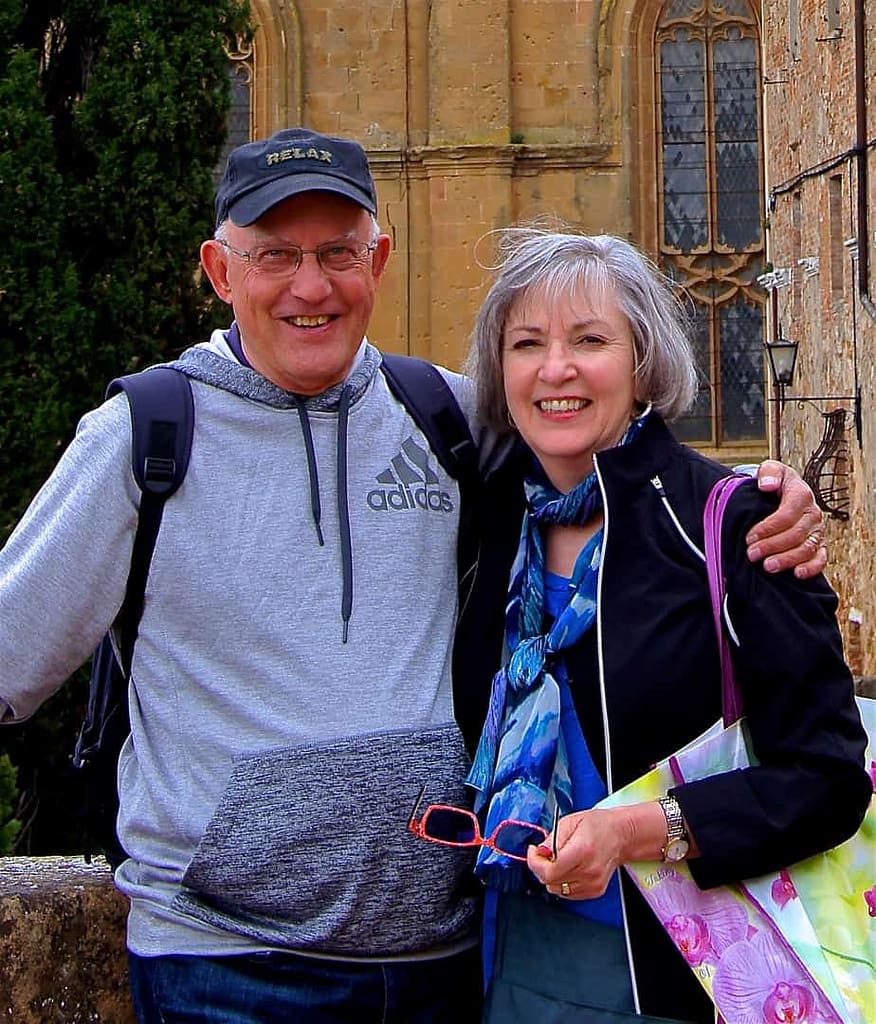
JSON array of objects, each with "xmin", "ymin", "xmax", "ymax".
[
  {"xmin": 492, "ymin": 821, "xmax": 546, "ymax": 859},
  {"xmin": 318, "ymin": 245, "xmax": 361, "ymax": 271},
  {"xmin": 421, "ymin": 807, "xmax": 478, "ymax": 844}
]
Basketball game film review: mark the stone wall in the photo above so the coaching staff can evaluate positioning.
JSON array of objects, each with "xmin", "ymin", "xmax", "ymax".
[
  {"xmin": 245, "ymin": 0, "xmax": 641, "ymax": 375},
  {"xmin": 760, "ymin": 0, "xmax": 875, "ymax": 676},
  {"xmin": 0, "ymin": 857, "xmax": 133, "ymax": 1023}
]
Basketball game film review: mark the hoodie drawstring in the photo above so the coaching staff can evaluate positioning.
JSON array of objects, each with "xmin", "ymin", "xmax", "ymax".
[
  {"xmin": 293, "ymin": 398, "xmax": 325, "ymax": 547},
  {"xmin": 293, "ymin": 389, "xmax": 354, "ymax": 643},
  {"xmin": 221, "ymin": 322, "xmax": 371, "ymax": 643},
  {"xmin": 336, "ymin": 386, "xmax": 353, "ymax": 643}
]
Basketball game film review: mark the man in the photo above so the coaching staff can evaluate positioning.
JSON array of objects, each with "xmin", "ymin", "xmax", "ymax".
[{"xmin": 0, "ymin": 128, "xmax": 826, "ymax": 1022}]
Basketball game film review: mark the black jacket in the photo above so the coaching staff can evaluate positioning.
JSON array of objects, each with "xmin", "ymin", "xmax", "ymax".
[{"xmin": 459, "ymin": 414, "xmax": 869, "ymax": 1023}]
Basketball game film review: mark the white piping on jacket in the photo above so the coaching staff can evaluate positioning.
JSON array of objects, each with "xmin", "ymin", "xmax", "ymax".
[
  {"xmin": 593, "ymin": 451, "xmax": 644, "ymax": 1013},
  {"xmin": 650, "ymin": 475, "xmax": 741, "ymax": 646},
  {"xmin": 650, "ymin": 475, "xmax": 704, "ymax": 562}
]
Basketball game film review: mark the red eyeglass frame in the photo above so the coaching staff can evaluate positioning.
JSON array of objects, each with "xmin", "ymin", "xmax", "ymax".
[{"xmin": 407, "ymin": 785, "xmax": 549, "ymax": 863}]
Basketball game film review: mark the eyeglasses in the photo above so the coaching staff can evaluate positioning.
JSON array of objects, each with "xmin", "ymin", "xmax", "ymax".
[
  {"xmin": 218, "ymin": 238, "xmax": 379, "ymax": 276},
  {"xmin": 407, "ymin": 785, "xmax": 549, "ymax": 862}
]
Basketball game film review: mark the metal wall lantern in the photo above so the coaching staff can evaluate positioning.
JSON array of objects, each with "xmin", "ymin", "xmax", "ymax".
[
  {"xmin": 764, "ymin": 336, "xmax": 862, "ymax": 446},
  {"xmin": 764, "ymin": 335, "xmax": 862, "ymax": 520},
  {"xmin": 764, "ymin": 336, "xmax": 799, "ymax": 400}
]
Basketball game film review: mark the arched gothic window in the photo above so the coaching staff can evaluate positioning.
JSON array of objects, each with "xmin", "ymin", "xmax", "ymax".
[
  {"xmin": 214, "ymin": 36, "xmax": 254, "ymax": 186},
  {"xmin": 214, "ymin": 1, "xmax": 301, "ymax": 184},
  {"xmin": 652, "ymin": 0, "xmax": 766, "ymax": 448}
]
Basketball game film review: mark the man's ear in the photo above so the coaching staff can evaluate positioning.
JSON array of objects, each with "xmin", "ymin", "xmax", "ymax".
[
  {"xmin": 370, "ymin": 233, "xmax": 392, "ymax": 282},
  {"xmin": 200, "ymin": 239, "xmax": 233, "ymax": 304}
]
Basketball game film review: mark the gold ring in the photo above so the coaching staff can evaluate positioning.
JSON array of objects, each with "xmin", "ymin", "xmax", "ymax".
[
  {"xmin": 560, "ymin": 881, "xmax": 571, "ymax": 897},
  {"xmin": 805, "ymin": 532, "xmax": 822, "ymax": 549}
]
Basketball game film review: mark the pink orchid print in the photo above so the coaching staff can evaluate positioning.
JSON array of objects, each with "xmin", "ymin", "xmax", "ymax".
[
  {"xmin": 647, "ymin": 870, "xmax": 748, "ymax": 968},
  {"xmin": 866, "ymin": 886, "xmax": 876, "ymax": 918},
  {"xmin": 770, "ymin": 869, "xmax": 798, "ymax": 910},
  {"xmin": 712, "ymin": 929, "xmax": 839, "ymax": 1024}
]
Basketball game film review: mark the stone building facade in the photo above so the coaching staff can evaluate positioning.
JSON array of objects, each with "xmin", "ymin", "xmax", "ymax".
[
  {"xmin": 230, "ymin": 0, "xmax": 872, "ymax": 674},
  {"xmin": 234, "ymin": 0, "xmax": 643, "ymax": 374},
  {"xmin": 760, "ymin": 0, "xmax": 874, "ymax": 677},
  {"xmin": 232, "ymin": 0, "xmax": 774, "ymax": 464}
]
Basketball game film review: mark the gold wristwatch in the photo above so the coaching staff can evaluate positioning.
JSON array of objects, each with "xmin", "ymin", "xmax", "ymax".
[{"xmin": 658, "ymin": 795, "xmax": 690, "ymax": 863}]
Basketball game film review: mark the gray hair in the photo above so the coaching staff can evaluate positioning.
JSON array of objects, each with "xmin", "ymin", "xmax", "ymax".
[{"xmin": 465, "ymin": 228, "xmax": 698, "ymax": 435}]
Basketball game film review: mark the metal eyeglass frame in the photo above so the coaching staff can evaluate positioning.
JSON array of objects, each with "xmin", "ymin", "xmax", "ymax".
[{"xmin": 217, "ymin": 237, "xmax": 378, "ymax": 274}]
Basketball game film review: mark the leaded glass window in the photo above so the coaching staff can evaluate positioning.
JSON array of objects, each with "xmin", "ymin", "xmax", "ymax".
[
  {"xmin": 213, "ymin": 36, "xmax": 253, "ymax": 187},
  {"xmin": 656, "ymin": 0, "xmax": 766, "ymax": 447}
]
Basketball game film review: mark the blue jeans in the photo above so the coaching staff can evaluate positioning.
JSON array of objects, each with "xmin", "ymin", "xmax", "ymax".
[{"xmin": 128, "ymin": 946, "xmax": 483, "ymax": 1023}]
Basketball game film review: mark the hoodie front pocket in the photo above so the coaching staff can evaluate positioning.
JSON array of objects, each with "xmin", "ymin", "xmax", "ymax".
[{"xmin": 175, "ymin": 723, "xmax": 478, "ymax": 955}]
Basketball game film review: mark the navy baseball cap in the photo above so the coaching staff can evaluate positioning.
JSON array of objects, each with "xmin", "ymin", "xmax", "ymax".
[{"xmin": 214, "ymin": 128, "xmax": 378, "ymax": 227}]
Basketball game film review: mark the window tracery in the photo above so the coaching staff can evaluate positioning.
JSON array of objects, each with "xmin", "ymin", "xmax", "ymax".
[{"xmin": 650, "ymin": 0, "xmax": 767, "ymax": 448}]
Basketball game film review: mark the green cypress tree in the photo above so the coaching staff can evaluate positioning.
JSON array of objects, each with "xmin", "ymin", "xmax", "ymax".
[
  {"xmin": 0, "ymin": 43, "xmax": 85, "ymax": 540},
  {"xmin": 0, "ymin": 753, "xmax": 21, "ymax": 855},
  {"xmin": 67, "ymin": 0, "xmax": 252, "ymax": 377},
  {"xmin": 0, "ymin": 0, "xmax": 251, "ymax": 854}
]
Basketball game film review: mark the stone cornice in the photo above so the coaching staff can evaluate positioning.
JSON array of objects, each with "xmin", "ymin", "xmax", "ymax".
[{"xmin": 367, "ymin": 142, "xmax": 618, "ymax": 178}]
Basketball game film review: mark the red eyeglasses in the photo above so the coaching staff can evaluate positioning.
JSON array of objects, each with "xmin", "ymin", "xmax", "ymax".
[{"xmin": 407, "ymin": 785, "xmax": 550, "ymax": 862}]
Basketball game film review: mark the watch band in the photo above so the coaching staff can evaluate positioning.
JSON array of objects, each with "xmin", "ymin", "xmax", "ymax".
[{"xmin": 658, "ymin": 795, "xmax": 689, "ymax": 862}]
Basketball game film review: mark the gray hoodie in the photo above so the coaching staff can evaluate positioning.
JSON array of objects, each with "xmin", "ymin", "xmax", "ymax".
[{"xmin": 0, "ymin": 330, "xmax": 484, "ymax": 959}]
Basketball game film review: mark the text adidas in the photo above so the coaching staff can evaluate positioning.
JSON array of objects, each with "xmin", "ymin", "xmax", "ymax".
[{"xmin": 367, "ymin": 483, "xmax": 455, "ymax": 513}]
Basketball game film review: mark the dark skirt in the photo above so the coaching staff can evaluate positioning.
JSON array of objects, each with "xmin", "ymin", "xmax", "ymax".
[{"xmin": 484, "ymin": 890, "xmax": 696, "ymax": 1024}]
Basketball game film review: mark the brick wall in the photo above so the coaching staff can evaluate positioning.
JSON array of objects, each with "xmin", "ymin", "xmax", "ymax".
[{"xmin": 761, "ymin": 0, "xmax": 875, "ymax": 675}]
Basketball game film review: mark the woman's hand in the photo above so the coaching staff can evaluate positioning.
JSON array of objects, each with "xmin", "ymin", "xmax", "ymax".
[
  {"xmin": 526, "ymin": 807, "xmax": 637, "ymax": 900},
  {"xmin": 527, "ymin": 802, "xmax": 698, "ymax": 900},
  {"xmin": 746, "ymin": 461, "xmax": 826, "ymax": 579}
]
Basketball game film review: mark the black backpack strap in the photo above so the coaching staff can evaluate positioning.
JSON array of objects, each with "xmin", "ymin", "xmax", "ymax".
[
  {"xmin": 107, "ymin": 366, "xmax": 194, "ymax": 675},
  {"xmin": 380, "ymin": 353, "xmax": 496, "ymax": 750},
  {"xmin": 380, "ymin": 353, "xmax": 478, "ymax": 485},
  {"xmin": 73, "ymin": 367, "xmax": 193, "ymax": 865},
  {"xmin": 380, "ymin": 350, "xmax": 481, "ymax": 599}
]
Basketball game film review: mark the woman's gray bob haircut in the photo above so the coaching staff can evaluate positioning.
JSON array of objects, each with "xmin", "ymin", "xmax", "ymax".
[{"xmin": 466, "ymin": 228, "xmax": 698, "ymax": 436}]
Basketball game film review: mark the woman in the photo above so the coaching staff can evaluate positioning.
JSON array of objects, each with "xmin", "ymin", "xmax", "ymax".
[{"xmin": 462, "ymin": 230, "xmax": 870, "ymax": 1022}]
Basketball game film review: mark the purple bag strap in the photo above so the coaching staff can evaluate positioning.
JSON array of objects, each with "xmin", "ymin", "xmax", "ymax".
[{"xmin": 704, "ymin": 474, "xmax": 751, "ymax": 726}]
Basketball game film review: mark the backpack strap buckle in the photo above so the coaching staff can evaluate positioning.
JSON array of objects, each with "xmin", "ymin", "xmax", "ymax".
[{"xmin": 143, "ymin": 455, "xmax": 178, "ymax": 492}]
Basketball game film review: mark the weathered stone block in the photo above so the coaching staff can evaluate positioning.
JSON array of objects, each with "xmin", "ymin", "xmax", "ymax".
[{"xmin": 0, "ymin": 857, "xmax": 133, "ymax": 1023}]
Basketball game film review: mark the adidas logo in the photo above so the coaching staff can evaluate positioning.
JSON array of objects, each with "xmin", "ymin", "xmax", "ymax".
[{"xmin": 366, "ymin": 437, "xmax": 455, "ymax": 513}]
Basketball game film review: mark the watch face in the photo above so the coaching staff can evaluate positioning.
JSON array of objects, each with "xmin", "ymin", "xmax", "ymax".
[{"xmin": 664, "ymin": 838, "xmax": 690, "ymax": 863}]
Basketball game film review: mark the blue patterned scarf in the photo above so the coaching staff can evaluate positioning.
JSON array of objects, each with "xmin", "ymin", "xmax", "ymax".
[{"xmin": 466, "ymin": 412, "xmax": 647, "ymax": 890}]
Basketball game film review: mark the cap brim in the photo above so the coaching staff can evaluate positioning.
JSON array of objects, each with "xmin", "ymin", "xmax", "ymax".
[{"xmin": 226, "ymin": 173, "xmax": 377, "ymax": 225}]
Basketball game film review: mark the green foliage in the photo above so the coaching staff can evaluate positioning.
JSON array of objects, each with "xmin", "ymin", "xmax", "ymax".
[
  {"xmin": 0, "ymin": 0, "xmax": 251, "ymax": 854},
  {"xmin": 0, "ymin": 753, "xmax": 21, "ymax": 854},
  {"xmin": 0, "ymin": 44, "xmax": 84, "ymax": 541}
]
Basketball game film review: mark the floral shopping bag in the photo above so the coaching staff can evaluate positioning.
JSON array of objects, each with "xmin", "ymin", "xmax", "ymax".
[
  {"xmin": 599, "ymin": 476, "xmax": 874, "ymax": 1024},
  {"xmin": 599, "ymin": 697, "xmax": 874, "ymax": 1024}
]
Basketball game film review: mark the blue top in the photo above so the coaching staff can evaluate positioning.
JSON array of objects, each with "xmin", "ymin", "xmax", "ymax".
[{"xmin": 544, "ymin": 569, "xmax": 623, "ymax": 929}]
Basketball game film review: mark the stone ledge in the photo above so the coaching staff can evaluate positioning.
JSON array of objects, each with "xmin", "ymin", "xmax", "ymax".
[
  {"xmin": 0, "ymin": 856, "xmax": 134, "ymax": 1023},
  {"xmin": 856, "ymin": 676, "xmax": 875, "ymax": 699}
]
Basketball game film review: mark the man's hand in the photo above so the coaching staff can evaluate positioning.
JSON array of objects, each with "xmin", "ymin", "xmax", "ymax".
[{"xmin": 745, "ymin": 460, "xmax": 826, "ymax": 579}]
